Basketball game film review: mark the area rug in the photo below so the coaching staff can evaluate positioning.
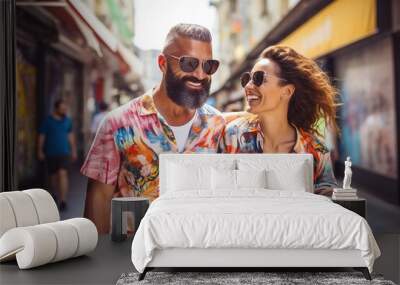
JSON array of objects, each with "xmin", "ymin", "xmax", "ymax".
[{"xmin": 116, "ymin": 271, "xmax": 396, "ymax": 285}]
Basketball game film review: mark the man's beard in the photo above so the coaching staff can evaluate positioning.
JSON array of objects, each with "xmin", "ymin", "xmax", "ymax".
[{"xmin": 165, "ymin": 65, "xmax": 211, "ymax": 109}]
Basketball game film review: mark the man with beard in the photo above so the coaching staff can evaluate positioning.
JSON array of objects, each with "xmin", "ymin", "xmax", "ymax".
[
  {"xmin": 38, "ymin": 99, "xmax": 78, "ymax": 211},
  {"xmin": 81, "ymin": 23, "xmax": 224, "ymax": 233}
]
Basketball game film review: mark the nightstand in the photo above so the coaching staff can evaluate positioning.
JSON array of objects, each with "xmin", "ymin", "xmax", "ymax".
[
  {"xmin": 111, "ymin": 197, "xmax": 150, "ymax": 242},
  {"xmin": 332, "ymin": 198, "xmax": 366, "ymax": 218}
]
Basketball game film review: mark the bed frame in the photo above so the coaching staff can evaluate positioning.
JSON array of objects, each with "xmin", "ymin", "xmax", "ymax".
[
  {"xmin": 139, "ymin": 248, "xmax": 371, "ymax": 280},
  {"xmin": 138, "ymin": 154, "xmax": 372, "ymax": 281}
]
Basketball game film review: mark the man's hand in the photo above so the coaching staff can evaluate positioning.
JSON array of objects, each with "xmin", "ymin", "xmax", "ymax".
[
  {"xmin": 84, "ymin": 179, "xmax": 116, "ymax": 234},
  {"xmin": 68, "ymin": 133, "xmax": 78, "ymax": 162}
]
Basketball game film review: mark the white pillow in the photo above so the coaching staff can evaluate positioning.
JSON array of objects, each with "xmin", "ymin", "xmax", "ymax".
[
  {"xmin": 211, "ymin": 169, "xmax": 267, "ymax": 190},
  {"xmin": 168, "ymin": 162, "xmax": 211, "ymax": 191},
  {"xmin": 212, "ymin": 168, "xmax": 237, "ymax": 190},
  {"xmin": 265, "ymin": 162, "xmax": 308, "ymax": 191},
  {"xmin": 236, "ymin": 169, "xmax": 267, "ymax": 188}
]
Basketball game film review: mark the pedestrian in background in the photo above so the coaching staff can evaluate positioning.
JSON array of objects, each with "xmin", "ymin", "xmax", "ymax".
[
  {"xmin": 38, "ymin": 99, "xmax": 77, "ymax": 211},
  {"xmin": 90, "ymin": 101, "xmax": 109, "ymax": 140}
]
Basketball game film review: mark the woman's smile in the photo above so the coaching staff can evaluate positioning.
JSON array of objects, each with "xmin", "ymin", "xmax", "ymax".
[{"xmin": 245, "ymin": 89, "xmax": 262, "ymax": 106}]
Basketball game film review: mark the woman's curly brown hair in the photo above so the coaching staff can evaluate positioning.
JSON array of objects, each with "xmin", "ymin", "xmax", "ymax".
[{"xmin": 260, "ymin": 45, "xmax": 339, "ymax": 136}]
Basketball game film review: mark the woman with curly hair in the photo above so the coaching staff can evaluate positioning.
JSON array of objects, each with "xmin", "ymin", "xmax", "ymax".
[{"xmin": 219, "ymin": 45, "xmax": 339, "ymax": 196}]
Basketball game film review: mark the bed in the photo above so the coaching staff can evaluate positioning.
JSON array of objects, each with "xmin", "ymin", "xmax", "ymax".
[{"xmin": 131, "ymin": 154, "xmax": 380, "ymax": 281}]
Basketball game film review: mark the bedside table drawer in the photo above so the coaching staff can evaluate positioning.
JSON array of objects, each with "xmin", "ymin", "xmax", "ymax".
[{"xmin": 332, "ymin": 199, "xmax": 366, "ymax": 218}]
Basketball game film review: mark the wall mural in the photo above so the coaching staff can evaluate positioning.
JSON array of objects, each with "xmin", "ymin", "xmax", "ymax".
[{"xmin": 336, "ymin": 37, "xmax": 397, "ymax": 178}]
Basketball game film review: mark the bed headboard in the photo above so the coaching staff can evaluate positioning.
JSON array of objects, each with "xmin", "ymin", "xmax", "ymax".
[{"xmin": 159, "ymin": 153, "xmax": 314, "ymax": 195}]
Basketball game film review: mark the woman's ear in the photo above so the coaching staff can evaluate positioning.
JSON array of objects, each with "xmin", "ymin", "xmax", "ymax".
[
  {"xmin": 158, "ymin": 54, "xmax": 167, "ymax": 73},
  {"xmin": 284, "ymin": 84, "xmax": 295, "ymax": 99}
]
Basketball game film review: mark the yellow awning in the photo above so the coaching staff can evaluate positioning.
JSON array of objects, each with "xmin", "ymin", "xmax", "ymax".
[{"xmin": 279, "ymin": 0, "xmax": 377, "ymax": 59}]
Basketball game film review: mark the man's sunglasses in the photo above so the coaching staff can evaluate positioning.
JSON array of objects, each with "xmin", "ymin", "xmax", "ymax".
[
  {"xmin": 240, "ymin": 71, "xmax": 287, "ymax": 87},
  {"xmin": 165, "ymin": 54, "xmax": 220, "ymax": 75}
]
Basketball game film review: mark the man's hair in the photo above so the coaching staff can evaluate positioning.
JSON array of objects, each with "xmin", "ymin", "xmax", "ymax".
[
  {"xmin": 163, "ymin": 23, "xmax": 212, "ymax": 52},
  {"xmin": 54, "ymin": 98, "xmax": 65, "ymax": 109}
]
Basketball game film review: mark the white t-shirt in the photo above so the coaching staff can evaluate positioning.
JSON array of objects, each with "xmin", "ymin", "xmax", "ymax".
[{"xmin": 168, "ymin": 111, "xmax": 197, "ymax": 153}]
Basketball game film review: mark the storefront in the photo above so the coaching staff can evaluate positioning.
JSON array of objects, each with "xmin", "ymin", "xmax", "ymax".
[
  {"xmin": 2, "ymin": 0, "xmax": 144, "ymax": 191},
  {"xmin": 334, "ymin": 37, "xmax": 397, "ymax": 192},
  {"xmin": 13, "ymin": 6, "xmax": 84, "ymax": 187},
  {"xmin": 10, "ymin": 0, "xmax": 143, "ymax": 189}
]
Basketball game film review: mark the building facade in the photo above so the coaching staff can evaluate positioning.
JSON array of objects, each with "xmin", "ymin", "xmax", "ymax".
[{"xmin": 210, "ymin": 0, "xmax": 299, "ymax": 99}]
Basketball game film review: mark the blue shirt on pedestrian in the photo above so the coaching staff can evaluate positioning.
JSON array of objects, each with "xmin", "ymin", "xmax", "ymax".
[{"xmin": 39, "ymin": 115, "xmax": 72, "ymax": 156}]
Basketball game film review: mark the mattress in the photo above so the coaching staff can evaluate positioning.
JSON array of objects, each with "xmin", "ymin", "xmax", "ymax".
[{"xmin": 131, "ymin": 190, "xmax": 380, "ymax": 273}]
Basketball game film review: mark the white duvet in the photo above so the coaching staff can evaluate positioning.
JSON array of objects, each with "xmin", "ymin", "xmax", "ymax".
[{"xmin": 131, "ymin": 190, "xmax": 380, "ymax": 273}]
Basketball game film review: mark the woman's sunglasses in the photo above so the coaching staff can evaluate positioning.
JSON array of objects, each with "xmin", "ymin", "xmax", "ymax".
[
  {"xmin": 240, "ymin": 71, "xmax": 287, "ymax": 87},
  {"xmin": 166, "ymin": 54, "xmax": 220, "ymax": 75}
]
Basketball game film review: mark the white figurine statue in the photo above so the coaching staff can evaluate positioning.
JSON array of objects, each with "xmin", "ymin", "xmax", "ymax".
[{"xmin": 343, "ymin": 156, "xmax": 352, "ymax": 189}]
